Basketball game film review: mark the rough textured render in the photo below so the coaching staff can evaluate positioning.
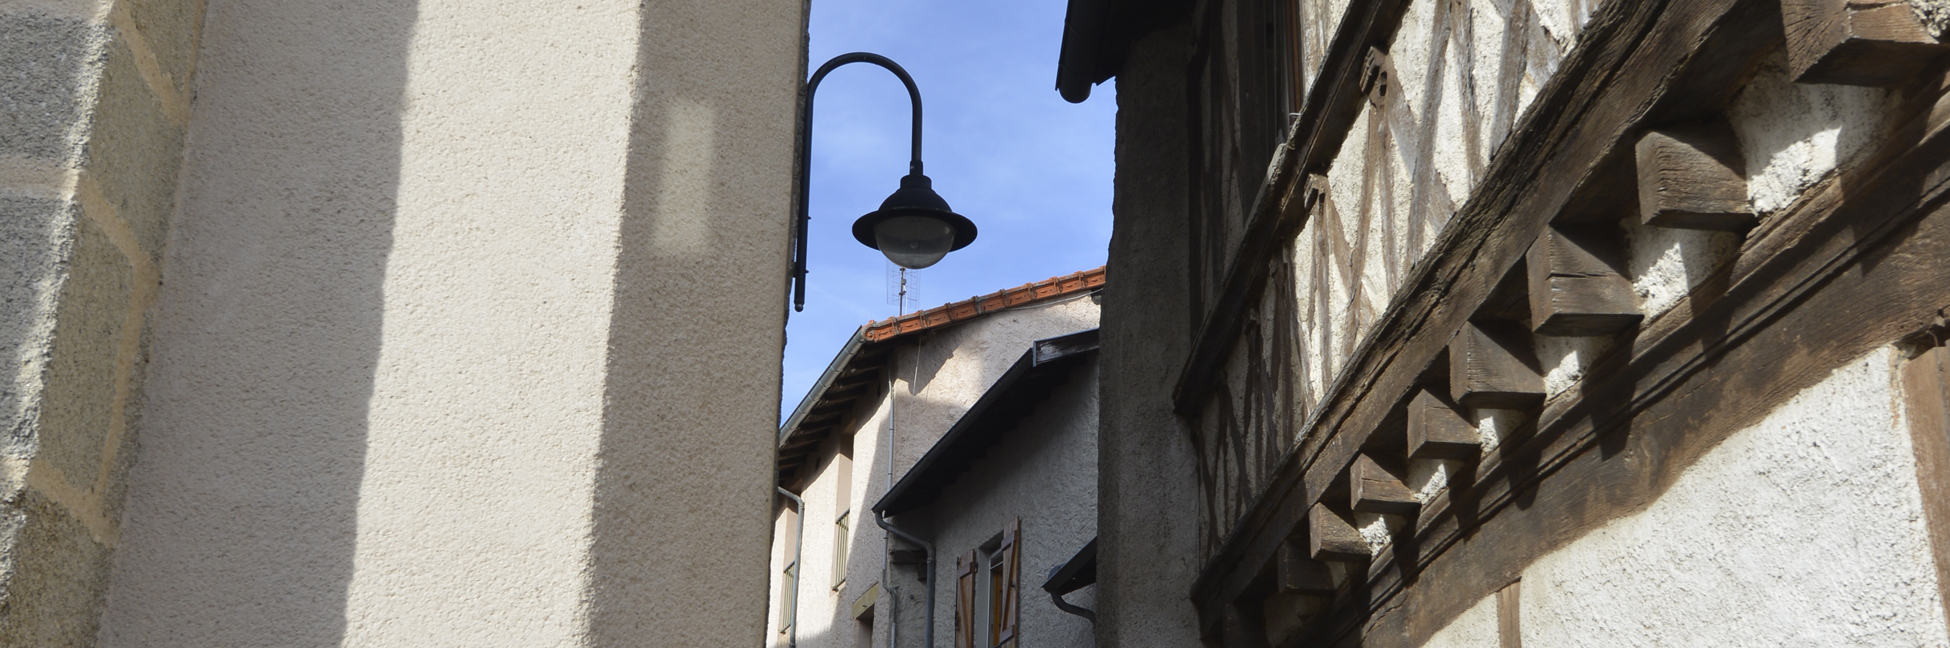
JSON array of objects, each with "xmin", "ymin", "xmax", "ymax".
[
  {"xmin": 1727, "ymin": 49, "xmax": 1895, "ymax": 215},
  {"xmin": 0, "ymin": 0, "xmax": 198, "ymax": 643},
  {"xmin": 1910, "ymin": 0, "xmax": 1950, "ymax": 39},
  {"xmin": 1536, "ymin": 334, "xmax": 1611, "ymax": 398},
  {"xmin": 93, "ymin": 0, "xmax": 805, "ymax": 645},
  {"xmin": 1422, "ymin": 592, "xmax": 1500, "ymax": 648},
  {"xmin": 1096, "ymin": 22, "xmax": 1206, "ymax": 648},
  {"xmin": 1621, "ymin": 215, "xmax": 1742, "ymax": 319},
  {"xmin": 1406, "ymin": 458, "xmax": 1462, "ymax": 503},
  {"xmin": 1521, "ymin": 348, "xmax": 1950, "ymax": 647},
  {"xmin": 888, "ymin": 296, "xmax": 1098, "ymax": 478},
  {"xmin": 0, "ymin": 12, "xmax": 104, "ymax": 162},
  {"xmin": 1472, "ymin": 407, "xmax": 1522, "ymax": 451}
]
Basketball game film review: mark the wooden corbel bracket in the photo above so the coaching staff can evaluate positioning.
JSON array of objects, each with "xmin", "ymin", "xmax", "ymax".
[{"xmin": 1783, "ymin": 0, "xmax": 1948, "ymax": 87}]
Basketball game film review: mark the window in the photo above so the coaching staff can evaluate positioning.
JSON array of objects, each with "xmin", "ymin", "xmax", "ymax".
[
  {"xmin": 832, "ymin": 510, "xmax": 851, "ymax": 589},
  {"xmin": 833, "ymin": 451, "xmax": 853, "ymax": 590},
  {"xmin": 955, "ymin": 518, "xmax": 1021, "ymax": 648},
  {"xmin": 987, "ymin": 549, "xmax": 1006, "ymax": 643}
]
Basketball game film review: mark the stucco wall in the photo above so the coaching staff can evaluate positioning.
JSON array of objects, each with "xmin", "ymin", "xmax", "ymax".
[
  {"xmin": 1421, "ymin": 593, "xmax": 1498, "ymax": 648},
  {"xmin": 1517, "ymin": 348, "xmax": 1949, "ymax": 647},
  {"xmin": 765, "ymin": 392, "xmax": 889, "ymax": 648},
  {"xmin": 910, "ymin": 362, "xmax": 1100, "ymax": 648},
  {"xmin": 767, "ymin": 296, "xmax": 1101, "ymax": 648},
  {"xmin": 1096, "ymin": 21, "xmax": 1207, "ymax": 648},
  {"xmin": 92, "ymin": 0, "xmax": 804, "ymax": 645},
  {"xmin": 890, "ymin": 295, "xmax": 1100, "ymax": 480},
  {"xmin": 0, "ymin": 0, "xmax": 202, "ymax": 642}
]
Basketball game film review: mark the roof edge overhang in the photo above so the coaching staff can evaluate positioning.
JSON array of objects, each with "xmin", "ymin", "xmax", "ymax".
[
  {"xmin": 780, "ymin": 326, "xmax": 868, "ymax": 447},
  {"xmin": 872, "ymin": 328, "xmax": 1101, "ymax": 516},
  {"xmin": 1055, "ymin": 0, "xmax": 1194, "ymax": 103}
]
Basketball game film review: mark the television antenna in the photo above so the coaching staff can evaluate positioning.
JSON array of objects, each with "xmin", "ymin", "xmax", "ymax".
[{"xmin": 885, "ymin": 262, "xmax": 917, "ymax": 315}]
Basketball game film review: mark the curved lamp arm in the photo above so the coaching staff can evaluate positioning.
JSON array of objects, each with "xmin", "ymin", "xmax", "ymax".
[{"xmin": 792, "ymin": 53, "xmax": 925, "ymax": 312}]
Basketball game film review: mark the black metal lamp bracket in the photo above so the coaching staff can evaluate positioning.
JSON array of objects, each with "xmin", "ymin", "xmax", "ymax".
[{"xmin": 791, "ymin": 52, "xmax": 925, "ymax": 312}]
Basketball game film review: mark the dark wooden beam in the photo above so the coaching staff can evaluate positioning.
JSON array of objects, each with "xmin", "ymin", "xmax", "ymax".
[
  {"xmin": 1526, "ymin": 225, "xmax": 1640, "ymax": 336},
  {"xmin": 1902, "ymin": 344, "xmax": 1950, "ymax": 635},
  {"xmin": 1782, "ymin": 0, "xmax": 1946, "ymax": 87},
  {"xmin": 1634, "ymin": 120, "xmax": 1755, "ymax": 231},
  {"xmin": 1407, "ymin": 389, "xmax": 1479, "ymax": 460},
  {"xmin": 1497, "ymin": 581, "xmax": 1522, "ymax": 648},
  {"xmin": 1309, "ymin": 503, "xmax": 1369, "ymax": 563},
  {"xmin": 1350, "ymin": 454, "xmax": 1418, "ymax": 516},
  {"xmin": 1449, "ymin": 321, "xmax": 1544, "ymax": 409},
  {"xmin": 1277, "ymin": 539, "xmax": 1339, "ymax": 596}
]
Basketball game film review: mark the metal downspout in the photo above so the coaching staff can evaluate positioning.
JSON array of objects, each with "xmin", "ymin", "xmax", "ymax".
[
  {"xmin": 875, "ymin": 510, "xmax": 935, "ymax": 648},
  {"xmin": 777, "ymin": 487, "xmax": 805, "ymax": 648},
  {"xmin": 1050, "ymin": 591, "xmax": 1097, "ymax": 624},
  {"xmin": 885, "ymin": 362, "xmax": 900, "ymax": 648}
]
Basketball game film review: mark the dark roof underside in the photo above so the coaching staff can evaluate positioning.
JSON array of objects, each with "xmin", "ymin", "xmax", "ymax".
[
  {"xmin": 776, "ymin": 329, "xmax": 891, "ymax": 487},
  {"xmin": 1055, "ymin": 0, "xmax": 1192, "ymax": 103}
]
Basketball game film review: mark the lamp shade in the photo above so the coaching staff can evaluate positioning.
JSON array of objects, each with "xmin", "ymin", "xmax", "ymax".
[{"xmin": 852, "ymin": 173, "xmax": 977, "ymax": 269}]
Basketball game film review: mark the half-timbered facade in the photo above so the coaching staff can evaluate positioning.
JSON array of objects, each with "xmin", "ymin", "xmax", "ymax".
[{"xmin": 1061, "ymin": 0, "xmax": 1950, "ymax": 645}]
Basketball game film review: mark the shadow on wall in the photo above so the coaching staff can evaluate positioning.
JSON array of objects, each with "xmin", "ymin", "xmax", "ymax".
[
  {"xmin": 587, "ymin": 0, "xmax": 798, "ymax": 645},
  {"xmin": 94, "ymin": 0, "xmax": 415, "ymax": 643}
]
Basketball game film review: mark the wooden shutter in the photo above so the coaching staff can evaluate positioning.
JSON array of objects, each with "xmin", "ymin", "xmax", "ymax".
[
  {"xmin": 955, "ymin": 549, "xmax": 978, "ymax": 648},
  {"xmin": 997, "ymin": 518, "xmax": 1022, "ymax": 647}
]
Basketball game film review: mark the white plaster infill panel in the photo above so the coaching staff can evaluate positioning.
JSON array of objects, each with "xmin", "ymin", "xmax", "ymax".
[
  {"xmin": 1423, "ymin": 592, "xmax": 1499, "ymax": 648},
  {"xmin": 1521, "ymin": 348, "xmax": 1950, "ymax": 648}
]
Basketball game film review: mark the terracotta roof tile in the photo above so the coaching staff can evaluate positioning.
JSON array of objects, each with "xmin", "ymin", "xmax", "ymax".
[{"xmin": 862, "ymin": 266, "xmax": 1106, "ymax": 342}]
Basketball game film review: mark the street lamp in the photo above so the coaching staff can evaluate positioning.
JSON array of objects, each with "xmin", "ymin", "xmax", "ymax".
[{"xmin": 791, "ymin": 52, "xmax": 977, "ymax": 312}]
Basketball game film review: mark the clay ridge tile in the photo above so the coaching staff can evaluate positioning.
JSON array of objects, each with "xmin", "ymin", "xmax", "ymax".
[{"xmin": 862, "ymin": 266, "xmax": 1106, "ymax": 343}]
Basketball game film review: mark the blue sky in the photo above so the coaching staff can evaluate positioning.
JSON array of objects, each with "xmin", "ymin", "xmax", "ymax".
[{"xmin": 781, "ymin": 0, "xmax": 1117, "ymax": 416}]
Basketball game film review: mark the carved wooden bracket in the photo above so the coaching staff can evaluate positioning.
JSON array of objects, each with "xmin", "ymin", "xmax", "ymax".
[
  {"xmin": 1303, "ymin": 173, "xmax": 1331, "ymax": 214},
  {"xmin": 1526, "ymin": 225, "xmax": 1643, "ymax": 336},
  {"xmin": 1276, "ymin": 539, "xmax": 1339, "ymax": 595},
  {"xmin": 1635, "ymin": 120, "xmax": 1755, "ymax": 231},
  {"xmin": 1308, "ymin": 503, "xmax": 1369, "ymax": 563},
  {"xmin": 1361, "ymin": 46, "xmax": 1390, "ymax": 107},
  {"xmin": 1408, "ymin": 388, "xmax": 1480, "ymax": 459},
  {"xmin": 1350, "ymin": 454, "xmax": 1419, "ymax": 515},
  {"xmin": 1449, "ymin": 321, "xmax": 1545, "ymax": 409},
  {"xmin": 1783, "ymin": 0, "xmax": 1947, "ymax": 86}
]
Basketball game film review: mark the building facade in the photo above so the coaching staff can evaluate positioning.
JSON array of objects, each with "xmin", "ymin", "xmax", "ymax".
[
  {"xmin": 3, "ymin": 0, "xmax": 806, "ymax": 644},
  {"xmin": 769, "ymin": 268, "xmax": 1103, "ymax": 648},
  {"xmin": 1060, "ymin": 0, "xmax": 1950, "ymax": 645}
]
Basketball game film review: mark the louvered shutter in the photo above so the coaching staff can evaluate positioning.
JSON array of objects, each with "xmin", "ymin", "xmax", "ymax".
[
  {"xmin": 955, "ymin": 549, "xmax": 978, "ymax": 648},
  {"xmin": 997, "ymin": 518, "xmax": 1021, "ymax": 647}
]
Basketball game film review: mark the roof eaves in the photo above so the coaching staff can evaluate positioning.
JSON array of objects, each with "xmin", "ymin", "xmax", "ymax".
[
  {"xmin": 779, "ymin": 326, "xmax": 867, "ymax": 446},
  {"xmin": 1054, "ymin": 0, "xmax": 1195, "ymax": 103}
]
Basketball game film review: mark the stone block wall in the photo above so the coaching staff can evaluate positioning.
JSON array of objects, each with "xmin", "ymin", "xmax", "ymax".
[{"xmin": 0, "ymin": 0, "xmax": 201, "ymax": 643}]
